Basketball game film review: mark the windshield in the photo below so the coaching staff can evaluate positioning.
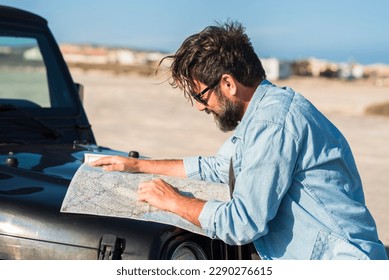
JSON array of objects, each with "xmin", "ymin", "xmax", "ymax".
[
  {"xmin": 0, "ymin": 36, "xmax": 51, "ymax": 107},
  {"xmin": 0, "ymin": 31, "xmax": 77, "ymax": 114}
]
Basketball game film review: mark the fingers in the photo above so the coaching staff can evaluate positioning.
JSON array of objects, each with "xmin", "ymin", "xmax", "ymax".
[
  {"xmin": 138, "ymin": 180, "xmax": 161, "ymax": 206},
  {"xmin": 89, "ymin": 156, "xmax": 115, "ymax": 167},
  {"xmin": 89, "ymin": 156, "xmax": 128, "ymax": 172},
  {"xmin": 137, "ymin": 179, "xmax": 178, "ymax": 211},
  {"xmin": 103, "ymin": 163, "xmax": 125, "ymax": 172},
  {"xmin": 138, "ymin": 179, "xmax": 164, "ymax": 196}
]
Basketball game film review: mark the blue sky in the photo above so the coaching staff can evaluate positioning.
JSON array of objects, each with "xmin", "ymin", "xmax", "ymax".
[{"xmin": 2, "ymin": 0, "xmax": 389, "ymax": 64}]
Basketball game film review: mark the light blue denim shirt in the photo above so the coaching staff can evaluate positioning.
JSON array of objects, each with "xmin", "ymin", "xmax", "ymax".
[{"xmin": 184, "ymin": 80, "xmax": 387, "ymax": 260}]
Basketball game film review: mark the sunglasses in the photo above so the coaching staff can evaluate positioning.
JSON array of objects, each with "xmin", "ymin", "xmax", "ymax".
[{"xmin": 190, "ymin": 81, "xmax": 219, "ymax": 105}]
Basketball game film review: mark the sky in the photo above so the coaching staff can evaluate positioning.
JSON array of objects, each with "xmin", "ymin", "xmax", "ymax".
[{"xmin": 2, "ymin": 0, "xmax": 389, "ymax": 65}]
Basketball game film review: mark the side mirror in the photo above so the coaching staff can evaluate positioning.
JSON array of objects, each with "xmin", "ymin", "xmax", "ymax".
[{"xmin": 75, "ymin": 83, "xmax": 84, "ymax": 103}]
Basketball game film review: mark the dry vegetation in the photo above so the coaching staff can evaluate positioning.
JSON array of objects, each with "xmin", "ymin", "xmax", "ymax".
[{"xmin": 366, "ymin": 102, "xmax": 389, "ymax": 117}]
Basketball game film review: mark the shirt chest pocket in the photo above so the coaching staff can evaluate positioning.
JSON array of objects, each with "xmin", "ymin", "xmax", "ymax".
[{"xmin": 310, "ymin": 230, "xmax": 369, "ymax": 260}]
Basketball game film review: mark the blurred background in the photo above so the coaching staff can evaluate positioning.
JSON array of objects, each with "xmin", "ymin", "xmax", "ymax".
[
  {"xmin": 2, "ymin": 0, "xmax": 389, "ymax": 63},
  {"xmin": 1, "ymin": 0, "xmax": 389, "ymax": 250}
]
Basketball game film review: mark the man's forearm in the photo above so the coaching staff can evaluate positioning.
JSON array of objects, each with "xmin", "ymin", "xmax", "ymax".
[
  {"xmin": 136, "ymin": 158, "xmax": 186, "ymax": 177},
  {"xmin": 171, "ymin": 196, "xmax": 205, "ymax": 227},
  {"xmin": 90, "ymin": 156, "xmax": 186, "ymax": 177}
]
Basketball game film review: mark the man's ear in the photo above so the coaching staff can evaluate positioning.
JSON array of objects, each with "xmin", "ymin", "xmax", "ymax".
[{"xmin": 221, "ymin": 74, "xmax": 237, "ymax": 96}]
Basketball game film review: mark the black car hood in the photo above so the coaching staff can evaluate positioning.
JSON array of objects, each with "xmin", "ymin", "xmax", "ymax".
[
  {"xmin": 0, "ymin": 144, "xmax": 186, "ymax": 259},
  {"xmin": 0, "ymin": 143, "xmax": 102, "ymax": 180}
]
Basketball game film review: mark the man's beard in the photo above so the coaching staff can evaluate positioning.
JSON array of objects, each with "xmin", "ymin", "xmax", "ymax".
[{"xmin": 206, "ymin": 94, "xmax": 245, "ymax": 132}]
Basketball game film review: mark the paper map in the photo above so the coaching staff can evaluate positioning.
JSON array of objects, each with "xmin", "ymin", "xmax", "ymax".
[{"xmin": 60, "ymin": 153, "xmax": 230, "ymax": 235}]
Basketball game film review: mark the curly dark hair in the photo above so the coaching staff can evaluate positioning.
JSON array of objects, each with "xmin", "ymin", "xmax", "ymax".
[{"xmin": 159, "ymin": 21, "xmax": 266, "ymax": 101}]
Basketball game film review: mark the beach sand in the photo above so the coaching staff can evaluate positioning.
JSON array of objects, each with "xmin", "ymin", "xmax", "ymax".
[{"xmin": 72, "ymin": 70, "xmax": 389, "ymax": 246}]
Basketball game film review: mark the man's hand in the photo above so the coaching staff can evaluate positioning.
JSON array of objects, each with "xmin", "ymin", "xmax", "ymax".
[
  {"xmin": 138, "ymin": 178, "xmax": 180, "ymax": 212},
  {"xmin": 90, "ymin": 156, "xmax": 139, "ymax": 172},
  {"xmin": 138, "ymin": 178, "xmax": 205, "ymax": 227}
]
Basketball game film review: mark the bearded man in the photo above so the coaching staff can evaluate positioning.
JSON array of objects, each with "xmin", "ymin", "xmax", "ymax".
[{"xmin": 92, "ymin": 21, "xmax": 387, "ymax": 260}]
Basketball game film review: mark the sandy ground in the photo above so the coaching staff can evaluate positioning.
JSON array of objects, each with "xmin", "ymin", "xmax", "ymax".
[{"xmin": 72, "ymin": 70, "xmax": 389, "ymax": 247}]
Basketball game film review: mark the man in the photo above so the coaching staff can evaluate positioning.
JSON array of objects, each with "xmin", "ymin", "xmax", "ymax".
[{"xmin": 91, "ymin": 21, "xmax": 387, "ymax": 259}]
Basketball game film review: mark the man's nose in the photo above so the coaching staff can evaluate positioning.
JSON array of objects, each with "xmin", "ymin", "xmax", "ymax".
[{"xmin": 195, "ymin": 100, "xmax": 206, "ymax": 111}]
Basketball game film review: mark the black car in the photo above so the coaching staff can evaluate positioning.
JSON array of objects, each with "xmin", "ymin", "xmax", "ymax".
[{"xmin": 0, "ymin": 5, "xmax": 257, "ymax": 260}]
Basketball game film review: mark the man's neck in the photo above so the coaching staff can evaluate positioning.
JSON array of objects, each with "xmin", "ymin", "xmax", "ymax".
[{"xmin": 240, "ymin": 80, "xmax": 261, "ymax": 113}]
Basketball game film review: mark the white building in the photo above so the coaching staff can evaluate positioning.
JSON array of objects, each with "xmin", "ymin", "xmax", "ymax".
[
  {"xmin": 23, "ymin": 47, "xmax": 42, "ymax": 61},
  {"xmin": 261, "ymin": 58, "xmax": 292, "ymax": 81}
]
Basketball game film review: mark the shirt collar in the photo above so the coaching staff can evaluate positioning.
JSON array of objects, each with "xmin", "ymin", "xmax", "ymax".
[{"xmin": 231, "ymin": 79, "xmax": 273, "ymax": 141}]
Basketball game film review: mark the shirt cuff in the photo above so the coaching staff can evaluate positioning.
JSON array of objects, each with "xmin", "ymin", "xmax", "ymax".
[
  {"xmin": 183, "ymin": 156, "xmax": 202, "ymax": 180},
  {"xmin": 198, "ymin": 200, "xmax": 224, "ymax": 239}
]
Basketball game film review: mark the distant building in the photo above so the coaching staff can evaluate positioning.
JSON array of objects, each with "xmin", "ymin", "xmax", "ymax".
[
  {"xmin": 364, "ymin": 63, "xmax": 389, "ymax": 86},
  {"xmin": 261, "ymin": 58, "xmax": 292, "ymax": 81},
  {"xmin": 112, "ymin": 49, "xmax": 136, "ymax": 65},
  {"xmin": 292, "ymin": 58, "xmax": 366, "ymax": 80},
  {"xmin": 60, "ymin": 44, "xmax": 110, "ymax": 64},
  {"xmin": 292, "ymin": 58, "xmax": 339, "ymax": 78},
  {"xmin": 23, "ymin": 47, "xmax": 42, "ymax": 60},
  {"xmin": 0, "ymin": 46, "xmax": 12, "ymax": 55},
  {"xmin": 56, "ymin": 44, "xmax": 389, "ymax": 82},
  {"xmin": 338, "ymin": 63, "xmax": 364, "ymax": 80},
  {"xmin": 59, "ymin": 44, "xmax": 165, "ymax": 66}
]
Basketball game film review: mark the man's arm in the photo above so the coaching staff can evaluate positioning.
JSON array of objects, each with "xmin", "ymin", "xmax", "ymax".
[
  {"xmin": 90, "ymin": 156, "xmax": 186, "ymax": 177},
  {"xmin": 137, "ymin": 178, "xmax": 205, "ymax": 226}
]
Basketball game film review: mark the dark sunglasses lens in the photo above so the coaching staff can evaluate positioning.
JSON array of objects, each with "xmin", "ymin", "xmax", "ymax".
[
  {"xmin": 192, "ymin": 85, "xmax": 211, "ymax": 105},
  {"xmin": 195, "ymin": 95, "xmax": 206, "ymax": 104}
]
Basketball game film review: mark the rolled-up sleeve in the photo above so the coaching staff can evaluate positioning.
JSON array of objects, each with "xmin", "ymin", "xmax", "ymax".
[
  {"xmin": 183, "ymin": 156, "xmax": 202, "ymax": 180},
  {"xmin": 183, "ymin": 135, "xmax": 237, "ymax": 183},
  {"xmin": 198, "ymin": 200, "xmax": 224, "ymax": 238}
]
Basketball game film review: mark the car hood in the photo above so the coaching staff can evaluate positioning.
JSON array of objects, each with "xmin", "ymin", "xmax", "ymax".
[
  {"xmin": 0, "ymin": 143, "xmax": 107, "ymax": 180},
  {"xmin": 0, "ymin": 144, "xmax": 185, "ymax": 259}
]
